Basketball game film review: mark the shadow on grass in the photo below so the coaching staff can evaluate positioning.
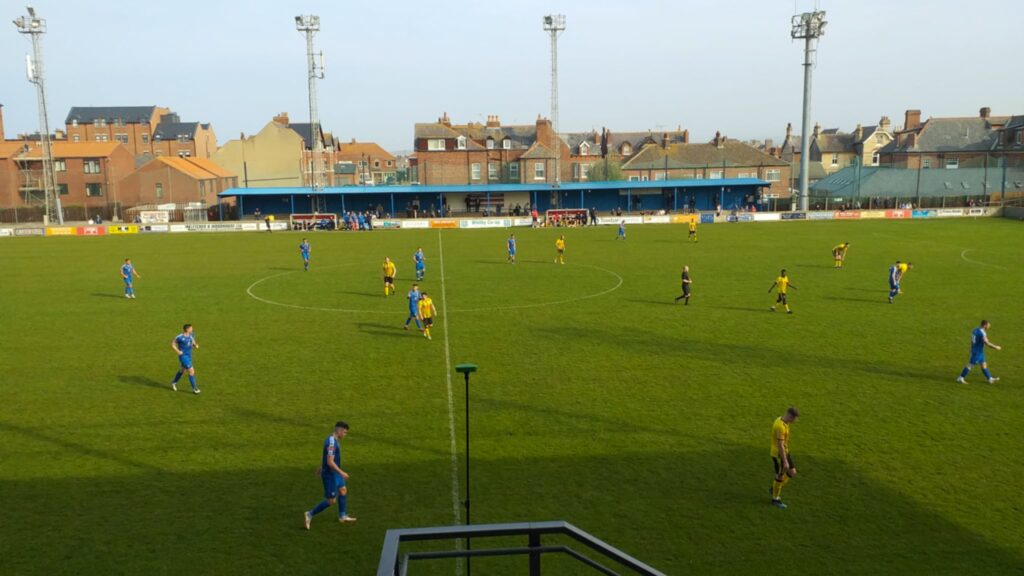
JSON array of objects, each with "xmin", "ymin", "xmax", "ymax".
[
  {"xmin": 118, "ymin": 375, "xmax": 168, "ymax": 390},
  {"xmin": 90, "ymin": 293, "xmax": 125, "ymax": 299},
  {"xmin": 355, "ymin": 322, "xmax": 413, "ymax": 339},
  {"xmin": 824, "ymin": 296, "xmax": 889, "ymax": 305},
  {"xmin": 1, "ymin": 447, "xmax": 1020, "ymax": 575},
  {"xmin": 623, "ymin": 298, "xmax": 678, "ymax": 306},
  {"xmin": 715, "ymin": 305, "xmax": 772, "ymax": 313}
]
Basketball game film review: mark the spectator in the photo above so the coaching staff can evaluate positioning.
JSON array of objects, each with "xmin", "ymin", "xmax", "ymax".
[{"xmin": 531, "ymin": 207, "xmax": 539, "ymax": 228}]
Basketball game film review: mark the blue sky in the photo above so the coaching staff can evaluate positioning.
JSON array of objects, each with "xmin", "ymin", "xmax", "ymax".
[{"xmin": 2, "ymin": 0, "xmax": 1020, "ymax": 151}]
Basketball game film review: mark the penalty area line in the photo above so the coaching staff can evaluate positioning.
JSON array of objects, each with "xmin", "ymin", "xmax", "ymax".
[
  {"xmin": 960, "ymin": 249, "xmax": 1008, "ymax": 270},
  {"xmin": 437, "ymin": 229, "xmax": 465, "ymax": 575}
]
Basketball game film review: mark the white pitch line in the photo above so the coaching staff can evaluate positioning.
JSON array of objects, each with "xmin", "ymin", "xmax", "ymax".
[
  {"xmin": 960, "ymin": 249, "xmax": 1009, "ymax": 270},
  {"xmin": 437, "ymin": 230, "xmax": 464, "ymax": 574}
]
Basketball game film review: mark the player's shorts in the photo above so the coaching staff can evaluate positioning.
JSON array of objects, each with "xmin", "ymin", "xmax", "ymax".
[
  {"xmin": 301, "ymin": 252, "xmax": 310, "ymax": 260},
  {"xmin": 508, "ymin": 250, "xmax": 516, "ymax": 256},
  {"xmin": 321, "ymin": 472, "xmax": 346, "ymax": 499},
  {"xmin": 969, "ymin": 351, "xmax": 986, "ymax": 365},
  {"xmin": 384, "ymin": 276, "xmax": 394, "ymax": 284},
  {"xmin": 557, "ymin": 248, "xmax": 564, "ymax": 253},
  {"xmin": 682, "ymin": 284, "xmax": 691, "ymax": 295},
  {"xmin": 776, "ymin": 293, "xmax": 787, "ymax": 303},
  {"xmin": 772, "ymin": 456, "xmax": 795, "ymax": 477},
  {"xmin": 688, "ymin": 229, "xmax": 696, "ymax": 235},
  {"xmin": 423, "ymin": 317, "xmax": 434, "ymax": 327},
  {"xmin": 416, "ymin": 264, "xmax": 425, "ymax": 271},
  {"xmin": 124, "ymin": 279, "xmax": 133, "ymax": 286},
  {"xmin": 889, "ymin": 281, "xmax": 899, "ymax": 290},
  {"xmin": 178, "ymin": 355, "xmax": 193, "ymax": 369}
]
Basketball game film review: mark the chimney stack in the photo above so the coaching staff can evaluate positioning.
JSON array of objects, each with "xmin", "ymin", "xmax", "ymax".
[
  {"xmin": 0, "ymin": 104, "xmax": 4, "ymax": 140},
  {"xmin": 854, "ymin": 123, "xmax": 863, "ymax": 141},
  {"xmin": 535, "ymin": 116, "xmax": 554, "ymax": 149},
  {"xmin": 813, "ymin": 123, "xmax": 821, "ymax": 138},
  {"xmin": 661, "ymin": 132, "xmax": 669, "ymax": 148},
  {"xmin": 682, "ymin": 129, "xmax": 689, "ymax": 144},
  {"xmin": 714, "ymin": 131, "xmax": 723, "ymax": 148},
  {"xmin": 785, "ymin": 122, "xmax": 793, "ymax": 140},
  {"xmin": 879, "ymin": 116, "xmax": 891, "ymax": 133},
  {"xmin": 439, "ymin": 112, "xmax": 451, "ymax": 127},
  {"xmin": 904, "ymin": 109, "xmax": 922, "ymax": 131},
  {"xmin": 272, "ymin": 112, "xmax": 290, "ymax": 126},
  {"xmin": 979, "ymin": 106, "xmax": 991, "ymax": 119},
  {"xmin": 486, "ymin": 115, "xmax": 501, "ymax": 128}
]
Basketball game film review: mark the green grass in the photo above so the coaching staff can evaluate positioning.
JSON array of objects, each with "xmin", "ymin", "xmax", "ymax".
[{"xmin": 1, "ymin": 218, "xmax": 1022, "ymax": 575}]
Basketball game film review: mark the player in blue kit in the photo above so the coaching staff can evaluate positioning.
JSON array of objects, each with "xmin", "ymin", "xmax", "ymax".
[
  {"xmin": 414, "ymin": 248, "xmax": 426, "ymax": 280},
  {"xmin": 404, "ymin": 283, "xmax": 423, "ymax": 332},
  {"xmin": 304, "ymin": 421, "xmax": 356, "ymax": 529},
  {"xmin": 170, "ymin": 324, "xmax": 200, "ymax": 394},
  {"xmin": 507, "ymin": 234, "xmax": 517, "ymax": 263},
  {"xmin": 957, "ymin": 320, "xmax": 1002, "ymax": 384},
  {"xmin": 887, "ymin": 261, "xmax": 901, "ymax": 303},
  {"xmin": 299, "ymin": 238, "xmax": 311, "ymax": 271},
  {"xmin": 616, "ymin": 220, "xmax": 626, "ymax": 240},
  {"xmin": 120, "ymin": 258, "xmax": 141, "ymax": 298}
]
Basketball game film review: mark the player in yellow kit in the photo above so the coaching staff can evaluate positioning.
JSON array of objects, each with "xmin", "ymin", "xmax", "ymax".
[
  {"xmin": 770, "ymin": 407, "xmax": 800, "ymax": 509},
  {"xmin": 417, "ymin": 292, "xmax": 437, "ymax": 340},
  {"xmin": 832, "ymin": 242, "xmax": 850, "ymax": 269},
  {"xmin": 768, "ymin": 269, "xmax": 796, "ymax": 313},
  {"xmin": 688, "ymin": 218, "xmax": 698, "ymax": 242},
  {"xmin": 555, "ymin": 235, "xmax": 566, "ymax": 264},
  {"xmin": 382, "ymin": 257, "xmax": 397, "ymax": 296},
  {"xmin": 896, "ymin": 261, "xmax": 912, "ymax": 293}
]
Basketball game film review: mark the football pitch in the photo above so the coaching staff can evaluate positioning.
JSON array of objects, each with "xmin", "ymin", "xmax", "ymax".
[{"xmin": 1, "ymin": 218, "xmax": 1021, "ymax": 575}]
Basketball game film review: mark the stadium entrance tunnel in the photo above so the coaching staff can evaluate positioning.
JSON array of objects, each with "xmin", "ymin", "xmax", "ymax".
[{"xmin": 376, "ymin": 520, "xmax": 666, "ymax": 576}]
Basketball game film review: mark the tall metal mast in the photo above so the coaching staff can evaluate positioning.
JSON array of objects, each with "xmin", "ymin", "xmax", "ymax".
[
  {"xmin": 791, "ymin": 10, "xmax": 827, "ymax": 212},
  {"xmin": 543, "ymin": 14, "xmax": 566, "ymax": 186},
  {"xmin": 295, "ymin": 15, "xmax": 325, "ymax": 198},
  {"xmin": 14, "ymin": 5, "xmax": 63, "ymax": 224}
]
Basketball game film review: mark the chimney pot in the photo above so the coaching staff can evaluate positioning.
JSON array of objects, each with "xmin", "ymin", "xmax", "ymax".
[{"xmin": 980, "ymin": 106, "xmax": 991, "ymax": 119}]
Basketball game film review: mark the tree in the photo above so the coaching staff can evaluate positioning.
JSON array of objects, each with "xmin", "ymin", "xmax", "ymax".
[{"xmin": 587, "ymin": 159, "xmax": 625, "ymax": 182}]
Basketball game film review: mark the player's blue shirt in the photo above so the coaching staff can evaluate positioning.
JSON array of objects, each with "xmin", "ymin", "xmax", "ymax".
[
  {"xmin": 415, "ymin": 251, "xmax": 425, "ymax": 268},
  {"xmin": 889, "ymin": 265, "xmax": 899, "ymax": 284},
  {"xmin": 618, "ymin": 224, "xmax": 626, "ymax": 235},
  {"xmin": 407, "ymin": 289, "xmax": 421, "ymax": 313},
  {"xmin": 508, "ymin": 238, "xmax": 516, "ymax": 252},
  {"xmin": 357, "ymin": 214, "xmax": 366, "ymax": 225},
  {"xmin": 321, "ymin": 435, "xmax": 342, "ymax": 477},
  {"xmin": 121, "ymin": 263, "xmax": 134, "ymax": 282},
  {"xmin": 175, "ymin": 333, "xmax": 195, "ymax": 357},
  {"xmin": 971, "ymin": 328, "xmax": 987, "ymax": 355}
]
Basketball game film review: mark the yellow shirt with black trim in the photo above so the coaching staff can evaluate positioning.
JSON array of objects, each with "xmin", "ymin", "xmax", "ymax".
[
  {"xmin": 384, "ymin": 261, "xmax": 396, "ymax": 277},
  {"xmin": 418, "ymin": 297, "xmax": 434, "ymax": 319},
  {"xmin": 775, "ymin": 276, "xmax": 790, "ymax": 294},
  {"xmin": 771, "ymin": 417, "xmax": 790, "ymax": 458},
  {"xmin": 555, "ymin": 239, "xmax": 565, "ymax": 251}
]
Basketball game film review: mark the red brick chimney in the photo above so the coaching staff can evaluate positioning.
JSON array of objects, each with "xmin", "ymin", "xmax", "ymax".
[
  {"xmin": 713, "ymin": 130, "xmax": 721, "ymax": 147},
  {"xmin": 904, "ymin": 109, "xmax": 921, "ymax": 131},
  {"xmin": 682, "ymin": 129, "xmax": 689, "ymax": 144},
  {"xmin": 535, "ymin": 116, "xmax": 554, "ymax": 149},
  {"xmin": 272, "ymin": 112, "xmax": 290, "ymax": 126},
  {"xmin": 979, "ymin": 107, "xmax": 991, "ymax": 119},
  {"xmin": 661, "ymin": 132, "xmax": 670, "ymax": 148},
  {"xmin": 486, "ymin": 115, "xmax": 501, "ymax": 128},
  {"xmin": 0, "ymin": 104, "xmax": 5, "ymax": 140},
  {"xmin": 439, "ymin": 112, "xmax": 451, "ymax": 127}
]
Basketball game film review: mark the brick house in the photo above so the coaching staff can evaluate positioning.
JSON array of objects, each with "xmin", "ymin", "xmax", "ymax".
[
  {"xmin": 335, "ymin": 140, "xmax": 397, "ymax": 185},
  {"xmin": 879, "ymin": 107, "xmax": 1019, "ymax": 169},
  {"xmin": 565, "ymin": 128, "xmax": 689, "ymax": 182},
  {"xmin": 64, "ymin": 106, "xmax": 216, "ymax": 160},
  {"xmin": 620, "ymin": 132, "xmax": 791, "ymax": 198},
  {"xmin": 0, "ymin": 140, "xmax": 134, "ymax": 210},
  {"xmin": 117, "ymin": 156, "xmax": 238, "ymax": 206},
  {"xmin": 810, "ymin": 117, "xmax": 894, "ymax": 174}
]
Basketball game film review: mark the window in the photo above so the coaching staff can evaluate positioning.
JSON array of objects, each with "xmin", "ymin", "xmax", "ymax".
[
  {"xmin": 831, "ymin": 153, "xmax": 839, "ymax": 166},
  {"xmin": 57, "ymin": 184, "xmax": 68, "ymax": 195},
  {"xmin": 115, "ymin": 134, "xmax": 128, "ymax": 144},
  {"xmin": 114, "ymin": 119, "xmax": 125, "ymax": 127},
  {"xmin": 579, "ymin": 142, "xmax": 589, "ymax": 156},
  {"xmin": 374, "ymin": 160, "xmax": 381, "ymax": 168},
  {"xmin": 628, "ymin": 175, "xmax": 640, "ymax": 182},
  {"xmin": 456, "ymin": 136, "xmax": 467, "ymax": 150},
  {"xmin": 766, "ymin": 169, "xmax": 781, "ymax": 182},
  {"xmin": 709, "ymin": 170, "xmax": 723, "ymax": 179},
  {"xmin": 71, "ymin": 119, "xmax": 78, "ymax": 127},
  {"xmin": 427, "ymin": 139, "xmax": 445, "ymax": 151},
  {"xmin": 53, "ymin": 160, "xmax": 67, "ymax": 172},
  {"xmin": 95, "ymin": 134, "xmax": 109, "ymax": 142},
  {"xmin": 502, "ymin": 139, "xmax": 511, "ymax": 150},
  {"xmin": 177, "ymin": 150, "xmax": 191, "ymax": 158},
  {"xmin": 486, "ymin": 139, "xmax": 494, "ymax": 150},
  {"xmin": 621, "ymin": 144, "xmax": 632, "ymax": 155},
  {"xmin": 85, "ymin": 183, "xmax": 103, "ymax": 197},
  {"xmin": 1016, "ymin": 130, "xmax": 1023, "ymax": 145},
  {"xmin": 84, "ymin": 160, "xmax": 101, "ymax": 174},
  {"xmin": 922, "ymin": 158, "xmax": 931, "ymax": 169},
  {"xmin": 509, "ymin": 163, "xmax": 519, "ymax": 179},
  {"xmin": 641, "ymin": 175, "xmax": 649, "ymax": 181},
  {"xmin": 871, "ymin": 151, "xmax": 880, "ymax": 166},
  {"xmin": 945, "ymin": 156, "xmax": 959, "ymax": 170},
  {"xmin": 141, "ymin": 134, "xmax": 150, "ymax": 144},
  {"xmin": 93, "ymin": 119, "xmax": 106, "ymax": 127},
  {"xmin": 199, "ymin": 180, "xmax": 206, "ymax": 198},
  {"xmin": 155, "ymin": 183, "xmax": 164, "ymax": 199},
  {"xmin": 471, "ymin": 163, "xmax": 481, "ymax": 180},
  {"xmin": 488, "ymin": 162, "xmax": 498, "ymax": 180},
  {"xmin": 387, "ymin": 160, "xmax": 393, "ymax": 167},
  {"xmin": 654, "ymin": 172, "xmax": 666, "ymax": 181},
  {"xmin": 573, "ymin": 164, "xmax": 580, "ymax": 179},
  {"xmin": 72, "ymin": 135, "xmax": 80, "ymax": 142},
  {"xmin": 534, "ymin": 162, "xmax": 545, "ymax": 180},
  {"xmin": 581, "ymin": 164, "xmax": 591, "ymax": 180}
]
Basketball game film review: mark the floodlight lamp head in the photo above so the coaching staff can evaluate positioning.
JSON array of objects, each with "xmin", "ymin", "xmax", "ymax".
[
  {"xmin": 27, "ymin": 5, "xmax": 36, "ymax": 17},
  {"xmin": 543, "ymin": 14, "xmax": 565, "ymax": 31},
  {"xmin": 455, "ymin": 363, "xmax": 478, "ymax": 375}
]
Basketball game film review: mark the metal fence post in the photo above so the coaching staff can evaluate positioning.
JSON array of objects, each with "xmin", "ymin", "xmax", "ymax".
[{"xmin": 529, "ymin": 532, "xmax": 541, "ymax": 576}]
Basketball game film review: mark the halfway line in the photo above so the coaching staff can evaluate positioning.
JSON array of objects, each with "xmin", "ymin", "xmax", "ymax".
[{"xmin": 437, "ymin": 229, "xmax": 465, "ymax": 575}]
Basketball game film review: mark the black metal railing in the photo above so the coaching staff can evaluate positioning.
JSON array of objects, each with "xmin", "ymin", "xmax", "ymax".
[{"xmin": 377, "ymin": 520, "xmax": 666, "ymax": 576}]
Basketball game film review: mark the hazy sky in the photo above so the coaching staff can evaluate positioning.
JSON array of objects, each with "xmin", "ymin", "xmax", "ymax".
[{"xmin": 2, "ymin": 0, "xmax": 1021, "ymax": 151}]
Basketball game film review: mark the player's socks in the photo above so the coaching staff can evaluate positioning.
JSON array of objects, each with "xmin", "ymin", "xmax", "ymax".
[
  {"xmin": 188, "ymin": 375, "xmax": 197, "ymax": 391},
  {"xmin": 172, "ymin": 371, "xmax": 183, "ymax": 383},
  {"xmin": 772, "ymin": 479, "xmax": 782, "ymax": 500},
  {"xmin": 337, "ymin": 494, "xmax": 347, "ymax": 518},
  {"xmin": 982, "ymin": 368, "xmax": 993, "ymax": 380},
  {"xmin": 959, "ymin": 367, "xmax": 971, "ymax": 379},
  {"xmin": 310, "ymin": 500, "xmax": 330, "ymax": 516}
]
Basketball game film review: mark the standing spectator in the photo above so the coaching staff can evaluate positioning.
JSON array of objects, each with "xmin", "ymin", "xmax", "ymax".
[{"xmin": 531, "ymin": 207, "xmax": 539, "ymax": 228}]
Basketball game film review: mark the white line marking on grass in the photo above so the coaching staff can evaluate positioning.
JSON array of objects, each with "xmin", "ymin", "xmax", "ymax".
[
  {"xmin": 245, "ymin": 264, "xmax": 406, "ymax": 314},
  {"xmin": 960, "ymin": 249, "xmax": 1009, "ymax": 270},
  {"xmin": 448, "ymin": 261, "xmax": 624, "ymax": 313},
  {"xmin": 437, "ymin": 230, "xmax": 465, "ymax": 575}
]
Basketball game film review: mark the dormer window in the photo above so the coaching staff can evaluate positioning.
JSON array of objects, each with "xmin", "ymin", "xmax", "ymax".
[
  {"xmin": 71, "ymin": 119, "xmax": 78, "ymax": 127},
  {"xmin": 502, "ymin": 138, "xmax": 512, "ymax": 150},
  {"xmin": 486, "ymin": 138, "xmax": 494, "ymax": 150},
  {"xmin": 456, "ymin": 136, "xmax": 467, "ymax": 150},
  {"xmin": 621, "ymin": 143, "xmax": 632, "ymax": 156},
  {"xmin": 579, "ymin": 142, "xmax": 589, "ymax": 156}
]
